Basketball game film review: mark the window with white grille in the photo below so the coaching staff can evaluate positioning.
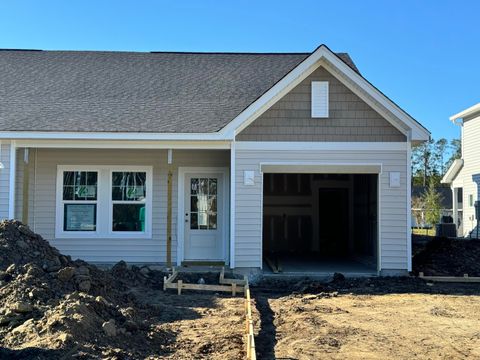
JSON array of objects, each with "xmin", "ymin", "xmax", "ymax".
[{"xmin": 311, "ymin": 81, "xmax": 329, "ymax": 118}]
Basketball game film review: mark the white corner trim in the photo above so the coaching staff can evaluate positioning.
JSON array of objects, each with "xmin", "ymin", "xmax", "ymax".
[
  {"xmin": 406, "ymin": 142, "xmax": 412, "ymax": 272},
  {"xmin": 0, "ymin": 140, "xmax": 4, "ymax": 169},
  {"xmin": 8, "ymin": 141, "xmax": 16, "ymax": 219},
  {"xmin": 230, "ymin": 141, "xmax": 236, "ymax": 269},
  {"xmin": 235, "ymin": 141, "xmax": 408, "ymax": 151}
]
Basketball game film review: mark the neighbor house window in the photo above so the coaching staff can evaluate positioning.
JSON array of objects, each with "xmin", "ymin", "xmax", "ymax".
[
  {"xmin": 56, "ymin": 166, "xmax": 152, "ymax": 238},
  {"xmin": 111, "ymin": 171, "xmax": 147, "ymax": 232},
  {"xmin": 62, "ymin": 171, "xmax": 98, "ymax": 231},
  {"xmin": 311, "ymin": 81, "xmax": 329, "ymax": 118}
]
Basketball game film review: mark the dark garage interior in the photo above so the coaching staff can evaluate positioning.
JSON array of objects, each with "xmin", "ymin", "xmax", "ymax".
[{"xmin": 263, "ymin": 173, "xmax": 378, "ymax": 274}]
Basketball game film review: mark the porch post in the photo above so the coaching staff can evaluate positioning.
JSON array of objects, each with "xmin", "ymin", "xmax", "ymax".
[
  {"xmin": 166, "ymin": 149, "xmax": 173, "ymax": 267},
  {"xmin": 8, "ymin": 141, "xmax": 16, "ymax": 219},
  {"xmin": 230, "ymin": 140, "xmax": 236, "ymax": 269},
  {"xmin": 8, "ymin": 140, "xmax": 17, "ymax": 219}
]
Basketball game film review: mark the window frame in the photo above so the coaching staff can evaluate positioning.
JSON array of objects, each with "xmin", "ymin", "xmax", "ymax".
[
  {"xmin": 55, "ymin": 165, "xmax": 152, "ymax": 239},
  {"xmin": 109, "ymin": 169, "xmax": 151, "ymax": 237}
]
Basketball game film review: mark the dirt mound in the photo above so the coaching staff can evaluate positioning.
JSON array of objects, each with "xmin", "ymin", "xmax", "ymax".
[
  {"xmin": 0, "ymin": 220, "xmax": 173, "ymax": 359},
  {"xmin": 413, "ymin": 237, "xmax": 480, "ymax": 276}
]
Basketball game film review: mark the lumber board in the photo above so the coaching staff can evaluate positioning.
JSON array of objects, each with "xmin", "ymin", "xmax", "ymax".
[
  {"xmin": 418, "ymin": 272, "xmax": 480, "ymax": 283},
  {"xmin": 264, "ymin": 256, "xmax": 279, "ymax": 273},
  {"xmin": 164, "ymin": 281, "xmax": 245, "ymax": 293},
  {"xmin": 219, "ymin": 267, "xmax": 247, "ymax": 286}
]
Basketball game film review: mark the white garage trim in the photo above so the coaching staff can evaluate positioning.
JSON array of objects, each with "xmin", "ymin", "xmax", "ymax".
[{"xmin": 260, "ymin": 162, "xmax": 382, "ymax": 174}]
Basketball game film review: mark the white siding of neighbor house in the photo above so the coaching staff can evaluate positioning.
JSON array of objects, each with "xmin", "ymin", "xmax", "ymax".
[
  {"xmin": 0, "ymin": 142, "xmax": 11, "ymax": 219},
  {"xmin": 20, "ymin": 148, "xmax": 229, "ymax": 263},
  {"xmin": 460, "ymin": 115, "xmax": 480, "ymax": 236},
  {"xmin": 235, "ymin": 148, "xmax": 409, "ymax": 270}
]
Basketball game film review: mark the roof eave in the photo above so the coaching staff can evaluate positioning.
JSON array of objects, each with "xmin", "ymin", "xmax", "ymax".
[
  {"xmin": 441, "ymin": 159, "xmax": 464, "ymax": 184},
  {"xmin": 450, "ymin": 103, "xmax": 480, "ymax": 124}
]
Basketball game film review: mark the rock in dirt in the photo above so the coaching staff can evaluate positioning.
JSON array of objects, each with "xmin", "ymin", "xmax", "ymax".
[
  {"xmin": 6, "ymin": 264, "xmax": 16, "ymax": 274},
  {"xmin": 77, "ymin": 280, "xmax": 91, "ymax": 293},
  {"xmin": 332, "ymin": 272, "xmax": 346, "ymax": 282},
  {"xmin": 102, "ymin": 319, "xmax": 117, "ymax": 336},
  {"xmin": 11, "ymin": 301, "xmax": 33, "ymax": 314},
  {"xmin": 57, "ymin": 267, "xmax": 75, "ymax": 282}
]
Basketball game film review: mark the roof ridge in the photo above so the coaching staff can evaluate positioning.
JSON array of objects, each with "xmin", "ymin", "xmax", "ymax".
[{"xmin": 0, "ymin": 48, "xmax": 313, "ymax": 55}]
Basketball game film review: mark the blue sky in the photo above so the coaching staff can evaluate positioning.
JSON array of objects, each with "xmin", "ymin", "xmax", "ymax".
[{"xmin": 1, "ymin": 0, "xmax": 478, "ymax": 142}]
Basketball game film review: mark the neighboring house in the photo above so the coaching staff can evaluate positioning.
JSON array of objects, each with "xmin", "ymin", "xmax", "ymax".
[
  {"xmin": 411, "ymin": 186, "xmax": 453, "ymax": 228},
  {"xmin": 0, "ymin": 45, "xmax": 430, "ymax": 275},
  {"xmin": 442, "ymin": 103, "xmax": 480, "ymax": 238}
]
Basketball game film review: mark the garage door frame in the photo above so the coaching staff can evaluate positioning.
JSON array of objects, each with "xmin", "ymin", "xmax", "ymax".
[{"xmin": 260, "ymin": 162, "xmax": 383, "ymax": 273}]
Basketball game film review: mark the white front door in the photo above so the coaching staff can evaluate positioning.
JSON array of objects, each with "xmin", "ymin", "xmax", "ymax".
[{"xmin": 184, "ymin": 172, "xmax": 225, "ymax": 261}]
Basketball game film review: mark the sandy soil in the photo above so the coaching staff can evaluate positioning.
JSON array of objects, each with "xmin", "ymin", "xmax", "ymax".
[
  {"xmin": 253, "ymin": 279, "xmax": 480, "ymax": 360},
  {"xmin": 137, "ymin": 288, "xmax": 246, "ymax": 360}
]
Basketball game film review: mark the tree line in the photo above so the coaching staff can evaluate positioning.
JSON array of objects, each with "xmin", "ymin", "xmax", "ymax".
[
  {"xmin": 412, "ymin": 138, "xmax": 461, "ymax": 187},
  {"xmin": 411, "ymin": 137, "xmax": 461, "ymax": 231}
]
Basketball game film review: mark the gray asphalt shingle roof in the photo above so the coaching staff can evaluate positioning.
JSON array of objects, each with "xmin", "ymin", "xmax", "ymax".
[{"xmin": 0, "ymin": 49, "xmax": 358, "ymax": 133}]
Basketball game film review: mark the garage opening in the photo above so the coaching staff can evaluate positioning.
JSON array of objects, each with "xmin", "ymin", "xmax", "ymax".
[{"xmin": 262, "ymin": 173, "xmax": 378, "ymax": 274}]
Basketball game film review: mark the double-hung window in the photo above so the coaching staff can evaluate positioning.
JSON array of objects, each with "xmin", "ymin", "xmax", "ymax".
[
  {"xmin": 111, "ymin": 171, "xmax": 147, "ymax": 232},
  {"xmin": 62, "ymin": 171, "xmax": 98, "ymax": 232},
  {"xmin": 56, "ymin": 166, "xmax": 152, "ymax": 238}
]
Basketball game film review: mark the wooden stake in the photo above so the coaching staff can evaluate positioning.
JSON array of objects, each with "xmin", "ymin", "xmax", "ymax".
[{"xmin": 177, "ymin": 280, "xmax": 182, "ymax": 295}]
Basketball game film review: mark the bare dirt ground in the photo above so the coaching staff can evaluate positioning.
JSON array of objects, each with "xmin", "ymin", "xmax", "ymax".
[
  {"xmin": 253, "ymin": 278, "xmax": 480, "ymax": 360},
  {"xmin": 0, "ymin": 220, "xmax": 245, "ymax": 359},
  {"xmin": 2, "ymin": 220, "xmax": 480, "ymax": 359}
]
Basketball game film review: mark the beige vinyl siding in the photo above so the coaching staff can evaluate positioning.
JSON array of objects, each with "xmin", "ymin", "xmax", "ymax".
[
  {"xmin": 460, "ymin": 115, "xmax": 480, "ymax": 236},
  {"xmin": 235, "ymin": 148, "xmax": 408, "ymax": 270},
  {"xmin": 22, "ymin": 148, "xmax": 229, "ymax": 263},
  {"xmin": 237, "ymin": 66, "xmax": 406, "ymax": 142},
  {"xmin": 0, "ymin": 142, "xmax": 11, "ymax": 219}
]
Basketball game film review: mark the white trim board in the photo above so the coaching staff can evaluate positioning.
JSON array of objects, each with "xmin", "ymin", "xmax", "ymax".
[
  {"xmin": 229, "ymin": 141, "xmax": 236, "ymax": 269},
  {"xmin": 236, "ymin": 141, "xmax": 408, "ymax": 151},
  {"xmin": 260, "ymin": 162, "xmax": 383, "ymax": 174},
  {"xmin": 406, "ymin": 142, "xmax": 412, "ymax": 272},
  {"xmin": 14, "ymin": 140, "xmax": 231, "ymax": 150},
  {"xmin": 176, "ymin": 167, "xmax": 230, "ymax": 266},
  {"xmin": 0, "ymin": 131, "xmax": 225, "ymax": 141}
]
